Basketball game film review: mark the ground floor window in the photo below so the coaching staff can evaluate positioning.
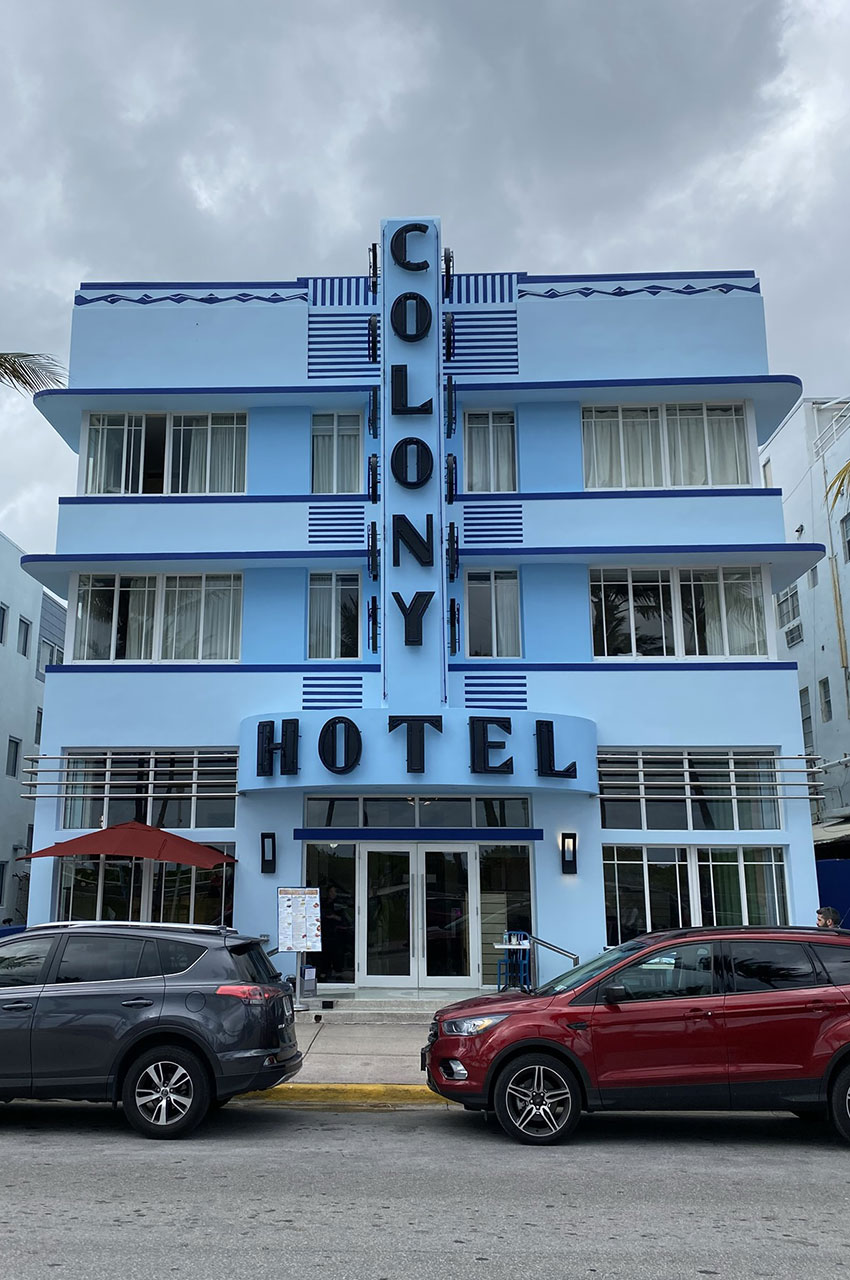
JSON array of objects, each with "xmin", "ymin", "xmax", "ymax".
[
  {"xmin": 603, "ymin": 844, "xmax": 788, "ymax": 945},
  {"xmin": 56, "ymin": 849, "xmax": 234, "ymax": 925}
]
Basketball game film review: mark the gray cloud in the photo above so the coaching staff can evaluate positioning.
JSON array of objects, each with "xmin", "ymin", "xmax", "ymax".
[{"xmin": 1, "ymin": 0, "xmax": 848, "ymax": 556}]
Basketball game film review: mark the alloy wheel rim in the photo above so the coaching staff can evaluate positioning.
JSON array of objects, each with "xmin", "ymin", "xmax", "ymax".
[
  {"xmin": 135, "ymin": 1060, "xmax": 194, "ymax": 1126},
  {"xmin": 504, "ymin": 1063, "xmax": 572, "ymax": 1136}
]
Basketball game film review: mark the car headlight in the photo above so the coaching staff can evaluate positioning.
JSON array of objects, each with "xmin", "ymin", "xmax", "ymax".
[{"xmin": 441, "ymin": 1014, "xmax": 509, "ymax": 1036}]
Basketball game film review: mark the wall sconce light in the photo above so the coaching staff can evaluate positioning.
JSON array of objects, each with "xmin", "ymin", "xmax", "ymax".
[
  {"xmin": 560, "ymin": 832, "xmax": 577, "ymax": 875},
  {"xmin": 260, "ymin": 831, "xmax": 277, "ymax": 875}
]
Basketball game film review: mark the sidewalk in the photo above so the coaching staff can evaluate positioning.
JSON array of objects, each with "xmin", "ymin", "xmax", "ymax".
[{"xmin": 249, "ymin": 1016, "xmax": 452, "ymax": 1108}]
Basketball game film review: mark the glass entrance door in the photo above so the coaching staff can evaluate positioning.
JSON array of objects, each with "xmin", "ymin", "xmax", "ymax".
[{"xmin": 360, "ymin": 845, "xmax": 478, "ymax": 988}]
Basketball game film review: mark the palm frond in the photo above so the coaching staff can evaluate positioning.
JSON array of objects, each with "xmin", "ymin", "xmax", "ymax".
[
  {"xmin": 0, "ymin": 352, "xmax": 66, "ymax": 395},
  {"xmin": 826, "ymin": 460, "xmax": 850, "ymax": 510}
]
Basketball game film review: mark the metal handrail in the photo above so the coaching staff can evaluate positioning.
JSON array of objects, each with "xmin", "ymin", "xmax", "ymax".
[{"xmin": 528, "ymin": 934, "xmax": 579, "ymax": 968}]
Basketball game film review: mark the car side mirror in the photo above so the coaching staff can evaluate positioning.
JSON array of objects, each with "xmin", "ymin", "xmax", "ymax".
[{"xmin": 603, "ymin": 983, "xmax": 627, "ymax": 1005}]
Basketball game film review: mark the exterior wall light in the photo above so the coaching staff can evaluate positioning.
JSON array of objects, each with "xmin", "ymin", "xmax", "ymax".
[
  {"xmin": 560, "ymin": 832, "xmax": 577, "ymax": 875},
  {"xmin": 260, "ymin": 831, "xmax": 277, "ymax": 875}
]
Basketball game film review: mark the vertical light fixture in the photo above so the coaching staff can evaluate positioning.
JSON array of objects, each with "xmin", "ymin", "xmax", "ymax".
[
  {"xmin": 560, "ymin": 832, "xmax": 577, "ymax": 875},
  {"xmin": 260, "ymin": 831, "xmax": 277, "ymax": 875}
]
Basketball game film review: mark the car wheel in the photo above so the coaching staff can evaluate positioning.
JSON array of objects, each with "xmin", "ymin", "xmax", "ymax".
[
  {"xmin": 828, "ymin": 1064, "xmax": 850, "ymax": 1143},
  {"xmin": 121, "ymin": 1045, "xmax": 211, "ymax": 1140},
  {"xmin": 493, "ymin": 1053, "xmax": 581, "ymax": 1145}
]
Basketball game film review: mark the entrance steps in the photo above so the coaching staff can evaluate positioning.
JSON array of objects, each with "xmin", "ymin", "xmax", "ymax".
[{"xmin": 295, "ymin": 990, "xmax": 483, "ymax": 1025}]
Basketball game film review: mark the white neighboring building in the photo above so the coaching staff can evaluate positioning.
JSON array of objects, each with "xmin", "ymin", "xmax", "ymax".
[
  {"xmin": 760, "ymin": 399, "xmax": 850, "ymax": 839},
  {"xmin": 0, "ymin": 531, "xmax": 66, "ymax": 922}
]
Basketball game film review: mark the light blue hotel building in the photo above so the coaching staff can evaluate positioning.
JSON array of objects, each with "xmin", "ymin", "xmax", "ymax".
[{"xmin": 24, "ymin": 216, "xmax": 823, "ymax": 989}]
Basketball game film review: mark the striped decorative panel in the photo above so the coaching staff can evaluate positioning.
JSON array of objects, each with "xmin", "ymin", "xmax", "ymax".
[
  {"xmin": 448, "ymin": 274, "xmax": 516, "ymax": 305},
  {"xmin": 444, "ymin": 310, "xmax": 518, "ymax": 375},
  {"xmin": 302, "ymin": 674, "xmax": 364, "ymax": 710},
  {"xmin": 462, "ymin": 503, "xmax": 523, "ymax": 545},
  {"xmin": 464, "ymin": 674, "xmax": 528, "ymax": 710},
  {"xmin": 309, "ymin": 277, "xmax": 376, "ymax": 307},
  {"xmin": 307, "ymin": 313, "xmax": 380, "ymax": 378},
  {"xmin": 307, "ymin": 504, "xmax": 366, "ymax": 545}
]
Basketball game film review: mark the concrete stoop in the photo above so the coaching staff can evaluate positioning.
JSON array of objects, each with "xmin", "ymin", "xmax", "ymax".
[{"xmin": 296, "ymin": 992, "xmax": 481, "ymax": 1025}]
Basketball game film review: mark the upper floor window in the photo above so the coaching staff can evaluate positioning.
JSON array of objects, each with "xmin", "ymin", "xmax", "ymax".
[
  {"xmin": 85, "ymin": 412, "xmax": 246, "ymax": 496},
  {"xmin": 0, "ymin": 602, "xmax": 8, "ymax": 645},
  {"xmin": 5, "ymin": 736, "xmax": 21, "ymax": 779},
  {"xmin": 73, "ymin": 573, "xmax": 242, "ymax": 662},
  {"xmin": 466, "ymin": 569, "xmax": 521, "ymax": 657},
  {"xmin": 582, "ymin": 403, "xmax": 750, "ymax": 490},
  {"xmin": 591, "ymin": 566, "xmax": 767, "ymax": 658},
  {"xmin": 598, "ymin": 749, "xmax": 780, "ymax": 830},
  {"xmin": 842, "ymin": 513, "xmax": 850, "ymax": 562},
  {"xmin": 800, "ymin": 686, "xmax": 814, "ymax": 755},
  {"xmin": 17, "ymin": 617, "xmax": 31, "ymax": 657},
  {"xmin": 308, "ymin": 573, "xmax": 360, "ymax": 659},
  {"xmin": 38, "ymin": 639, "xmax": 64, "ymax": 674},
  {"xmin": 776, "ymin": 585, "xmax": 800, "ymax": 628},
  {"xmin": 819, "ymin": 677, "xmax": 833, "ymax": 723},
  {"xmin": 464, "ymin": 411, "xmax": 517, "ymax": 492},
  {"xmin": 60, "ymin": 748, "xmax": 238, "ymax": 830},
  {"xmin": 311, "ymin": 414, "xmax": 362, "ymax": 493}
]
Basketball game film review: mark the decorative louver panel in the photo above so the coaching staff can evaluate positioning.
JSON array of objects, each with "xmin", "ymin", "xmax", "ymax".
[
  {"xmin": 462, "ymin": 503, "xmax": 523, "ymax": 545},
  {"xmin": 464, "ymin": 674, "xmax": 528, "ymax": 710},
  {"xmin": 307, "ymin": 313, "xmax": 380, "ymax": 378},
  {"xmin": 302, "ymin": 674, "xmax": 364, "ymax": 710},
  {"xmin": 307, "ymin": 504, "xmax": 366, "ymax": 546}
]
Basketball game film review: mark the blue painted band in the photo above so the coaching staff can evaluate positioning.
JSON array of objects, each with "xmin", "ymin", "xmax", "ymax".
[
  {"xmin": 517, "ymin": 270, "xmax": 757, "ymax": 283},
  {"xmin": 456, "ymin": 374, "xmax": 801, "ymax": 393},
  {"xmin": 35, "ymin": 384, "xmax": 376, "ymax": 403},
  {"xmin": 46, "ymin": 662, "xmax": 380, "ymax": 674},
  {"xmin": 59, "ymin": 493, "xmax": 370, "ymax": 506},
  {"xmin": 80, "ymin": 279, "xmax": 308, "ymax": 290},
  {"xmin": 458, "ymin": 542, "xmax": 824, "ymax": 556},
  {"xmin": 293, "ymin": 828, "xmax": 544, "ymax": 842},
  {"xmin": 449, "ymin": 662, "xmax": 798, "ymax": 672},
  {"xmin": 23, "ymin": 549, "xmax": 366, "ymax": 566},
  {"xmin": 456, "ymin": 489, "xmax": 782, "ymax": 501}
]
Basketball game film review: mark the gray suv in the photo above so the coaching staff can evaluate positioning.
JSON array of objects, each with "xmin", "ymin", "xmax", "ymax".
[{"xmin": 0, "ymin": 922, "xmax": 302, "ymax": 1138}]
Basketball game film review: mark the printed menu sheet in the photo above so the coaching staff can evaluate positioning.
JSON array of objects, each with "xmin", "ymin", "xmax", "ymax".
[{"xmin": 277, "ymin": 887, "xmax": 322, "ymax": 952}]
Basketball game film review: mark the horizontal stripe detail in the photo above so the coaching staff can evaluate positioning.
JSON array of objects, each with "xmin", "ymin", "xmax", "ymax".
[
  {"xmin": 302, "ymin": 674, "xmax": 364, "ymax": 709},
  {"xmin": 309, "ymin": 277, "xmax": 377, "ymax": 308},
  {"xmin": 46, "ymin": 663, "xmax": 380, "ymax": 674},
  {"xmin": 456, "ymin": 542, "xmax": 824, "ymax": 556},
  {"xmin": 58, "ymin": 489, "xmax": 781, "ymax": 506},
  {"xmin": 307, "ymin": 504, "xmax": 366, "ymax": 545},
  {"xmin": 445, "ymin": 309, "xmax": 518, "ymax": 375},
  {"xmin": 60, "ymin": 493, "xmax": 370, "ymax": 505},
  {"xmin": 449, "ymin": 662, "xmax": 798, "ymax": 672},
  {"xmin": 518, "ymin": 270, "xmax": 757, "ymax": 283},
  {"xmin": 455, "ymin": 488, "xmax": 783, "ymax": 501},
  {"xmin": 462, "ymin": 503, "xmax": 523, "ymax": 544},
  {"xmin": 23, "ymin": 550, "xmax": 367, "ymax": 566},
  {"xmin": 294, "ymin": 827, "xmax": 543, "ymax": 841},
  {"xmin": 308, "ymin": 313, "xmax": 379, "ymax": 378},
  {"xmin": 464, "ymin": 674, "xmax": 528, "ymax": 709}
]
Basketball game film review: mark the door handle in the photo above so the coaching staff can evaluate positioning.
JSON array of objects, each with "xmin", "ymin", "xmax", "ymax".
[
  {"xmin": 2, "ymin": 1001, "xmax": 33, "ymax": 1011},
  {"xmin": 121, "ymin": 998, "xmax": 154, "ymax": 1008},
  {"xmin": 686, "ymin": 1008, "xmax": 712, "ymax": 1018}
]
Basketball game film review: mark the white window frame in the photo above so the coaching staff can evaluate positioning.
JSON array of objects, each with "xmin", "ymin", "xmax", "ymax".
[
  {"xmin": 6, "ymin": 737, "xmax": 21, "ymax": 779},
  {"xmin": 464, "ymin": 569, "xmax": 522, "ymax": 659},
  {"xmin": 82, "ymin": 411, "xmax": 248, "ymax": 497},
  {"xmin": 463, "ymin": 410, "xmax": 518, "ymax": 493},
  {"xmin": 72, "ymin": 572, "xmax": 242, "ymax": 664},
  {"xmin": 17, "ymin": 617, "xmax": 31, "ymax": 657},
  {"xmin": 582, "ymin": 401, "xmax": 752, "ymax": 491},
  {"xmin": 819, "ymin": 677, "xmax": 833, "ymax": 723},
  {"xmin": 776, "ymin": 585, "xmax": 800, "ymax": 629},
  {"xmin": 0, "ymin": 602, "xmax": 8, "ymax": 645},
  {"xmin": 591, "ymin": 565, "xmax": 770, "ymax": 660},
  {"xmin": 310, "ymin": 413, "xmax": 363, "ymax": 494},
  {"xmin": 307, "ymin": 571, "xmax": 362, "ymax": 660}
]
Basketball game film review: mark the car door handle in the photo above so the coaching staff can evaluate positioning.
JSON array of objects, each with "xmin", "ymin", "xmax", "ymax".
[
  {"xmin": 121, "ymin": 998, "xmax": 154, "ymax": 1008},
  {"xmin": 2, "ymin": 1001, "xmax": 33, "ymax": 1011},
  {"xmin": 686, "ymin": 1008, "xmax": 712, "ymax": 1018}
]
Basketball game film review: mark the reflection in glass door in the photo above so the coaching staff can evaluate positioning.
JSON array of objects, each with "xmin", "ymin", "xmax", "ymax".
[
  {"xmin": 421, "ymin": 847, "xmax": 471, "ymax": 983},
  {"xmin": 365, "ymin": 849, "xmax": 413, "ymax": 979}
]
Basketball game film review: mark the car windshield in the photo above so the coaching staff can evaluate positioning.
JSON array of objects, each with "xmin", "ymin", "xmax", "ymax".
[{"xmin": 535, "ymin": 939, "xmax": 650, "ymax": 996}]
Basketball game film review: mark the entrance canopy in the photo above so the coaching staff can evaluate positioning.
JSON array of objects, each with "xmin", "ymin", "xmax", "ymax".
[{"xmin": 22, "ymin": 821, "xmax": 236, "ymax": 869}]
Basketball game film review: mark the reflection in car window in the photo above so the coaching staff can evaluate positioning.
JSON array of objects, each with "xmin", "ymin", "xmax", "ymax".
[
  {"xmin": 729, "ymin": 941, "xmax": 821, "ymax": 993},
  {"xmin": 0, "ymin": 936, "xmax": 54, "ymax": 987},
  {"xmin": 616, "ymin": 942, "xmax": 714, "ymax": 1001},
  {"xmin": 56, "ymin": 936, "xmax": 149, "ymax": 983},
  {"xmin": 157, "ymin": 940, "xmax": 205, "ymax": 976},
  {"xmin": 229, "ymin": 943, "xmax": 280, "ymax": 984},
  {"xmin": 812, "ymin": 943, "xmax": 850, "ymax": 987},
  {"xmin": 535, "ymin": 939, "xmax": 649, "ymax": 996}
]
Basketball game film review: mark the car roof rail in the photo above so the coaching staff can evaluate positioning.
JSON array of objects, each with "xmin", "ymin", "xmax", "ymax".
[{"xmin": 25, "ymin": 920, "xmax": 241, "ymax": 937}]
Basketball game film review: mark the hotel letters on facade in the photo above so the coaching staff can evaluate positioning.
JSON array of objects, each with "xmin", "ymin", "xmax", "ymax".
[{"xmin": 24, "ymin": 217, "xmax": 823, "ymax": 989}]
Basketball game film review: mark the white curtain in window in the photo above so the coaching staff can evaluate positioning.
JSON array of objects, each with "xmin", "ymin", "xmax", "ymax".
[
  {"xmin": 337, "ymin": 428, "xmax": 360, "ymax": 493},
  {"xmin": 466, "ymin": 416, "xmax": 491, "ymax": 491},
  {"xmin": 202, "ymin": 575, "xmax": 240, "ymax": 659},
  {"xmin": 622, "ymin": 409, "xmax": 663, "ymax": 487},
  {"xmin": 707, "ymin": 407, "xmax": 749, "ymax": 485},
  {"xmin": 172, "ymin": 419, "xmax": 209, "ymax": 493},
  {"xmin": 162, "ymin": 576, "xmax": 202, "ymax": 659},
  {"xmin": 583, "ymin": 411, "xmax": 620, "ymax": 487},
  {"xmin": 309, "ymin": 574, "xmax": 333, "ymax": 658},
  {"xmin": 492, "ymin": 414, "xmax": 516, "ymax": 491},
  {"xmin": 494, "ymin": 571, "xmax": 520, "ymax": 656},
  {"xmin": 121, "ymin": 577, "xmax": 155, "ymax": 660},
  {"xmin": 667, "ymin": 407, "xmax": 708, "ymax": 486},
  {"xmin": 209, "ymin": 425, "xmax": 239, "ymax": 493},
  {"xmin": 723, "ymin": 569, "xmax": 766, "ymax": 655},
  {"xmin": 312, "ymin": 430, "xmax": 335, "ymax": 493}
]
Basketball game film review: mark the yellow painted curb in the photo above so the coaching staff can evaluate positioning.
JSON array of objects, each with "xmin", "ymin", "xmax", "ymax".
[{"xmin": 243, "ymin": 1082, "xmax": 454, "ymax": 1108}]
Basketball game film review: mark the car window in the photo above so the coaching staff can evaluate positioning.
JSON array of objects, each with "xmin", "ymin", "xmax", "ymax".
[
  {"xmin": 810, "ymin": 943, "xmax": 850, "ymax": 988},
  {"xmin": 157, "ymin": 940, "xmax": 205, "ymax": 975},
  {"xmin": 728, "ymin": 940, "xmax": 823, "ymax": 993},
  {"xmin": 55, "ymin": 935, "xmax": 152, "ymax": 983},
  {"xmin": 614, "ymin": 942, "xmax": 714, "ymax": 1001},
  {"xmin": 227, "ymin": 943, "xmax": 280, "ymax": 984},
  {"xmin": 0, "ymin": 936, "xmax": 54, "ymax": 987}
]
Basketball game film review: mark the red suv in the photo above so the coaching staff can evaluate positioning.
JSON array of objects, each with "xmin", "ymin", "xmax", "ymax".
[{"xmin": 422, "ymin": 926, "xmax": 850, "ymax": 1145}]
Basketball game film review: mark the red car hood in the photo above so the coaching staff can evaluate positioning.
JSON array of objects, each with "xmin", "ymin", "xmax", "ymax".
[{"xmin": 434, "ymin": 989, "xmax": 554, "ymax": 1019}]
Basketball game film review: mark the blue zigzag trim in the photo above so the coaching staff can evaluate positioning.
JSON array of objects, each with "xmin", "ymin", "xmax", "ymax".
[
  {"xmin": 74, "ymin": 291, "xmax": 309, "ymax": 306},
  {"xmin": 517, "ymin": 282, "xmax": 761, "ymax": 299}
]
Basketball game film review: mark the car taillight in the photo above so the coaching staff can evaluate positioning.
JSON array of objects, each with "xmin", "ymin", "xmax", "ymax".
[{"xmin": 215, "ymin": 985, "xmax": 280, "ymax": 1005}]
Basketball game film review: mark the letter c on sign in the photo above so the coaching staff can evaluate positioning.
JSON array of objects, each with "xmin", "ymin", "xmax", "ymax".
[{"xmin": 389, "ymin": 223, "xmax": 430, "ymax": 272}]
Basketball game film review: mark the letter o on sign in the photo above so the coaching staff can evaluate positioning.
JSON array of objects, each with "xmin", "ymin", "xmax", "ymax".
[
  {"xmin": 390, "ymin": 437, "xmax": 434, "ymax": 489},
  {"xmin": 318, "ymin": 716, "xmax": 362, "ymax": 775},
  {"xmin": 390, "ymin": 292, "xmax": 432, "ymax": 343}
]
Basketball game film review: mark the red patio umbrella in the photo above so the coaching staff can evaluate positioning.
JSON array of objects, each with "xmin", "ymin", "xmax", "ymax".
[{"xmin": 21, "ymin": 821, "xmax": 236, "ymax": 869}]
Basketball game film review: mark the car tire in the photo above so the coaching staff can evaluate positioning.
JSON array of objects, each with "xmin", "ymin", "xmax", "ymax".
[
  {"xmin": 828, "ymin": 1064, "xmax": 850, "ymax": 1143},
  {"xmin": 493, "ymin": 1053, "xmax": 582, "ymax": 1145},
  {"xmin": 121, "ymin": 1045, "xmax": 211, "ymax": 1140}
]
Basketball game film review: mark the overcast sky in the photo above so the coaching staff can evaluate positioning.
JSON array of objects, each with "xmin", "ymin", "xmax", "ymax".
[{"xmin": 1, "ymin": 0, "xmax": 848, "ymax": 558}]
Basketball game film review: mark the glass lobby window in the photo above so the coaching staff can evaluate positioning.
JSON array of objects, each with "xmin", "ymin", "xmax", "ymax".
[
  {"xmin": 308, "ymin": 573, "xmax": 360, "ymax": 659},
  {"xmin": 311, "ymin": 413, "xmax": 362, "ymax": 493},
  {"xmin": 466, "ymin": 570, "xmax": 520, "ymax": 657},
  {"xmin": 306, "ymin": 843, "xmax": 357, "ymax": 983},
  {"xmin": 479, "ymin": 845, "xmax": 531, "ymax": 985},
  {"xmin": 698, "ymin": 846, "xmax": 788, "ymax": 927},
  {"xmin": 583, "ymin": 402, "xmax": 750, "ymax": 489},
  {"xmin": 590, "ymin": 568, "xmax": 674, "ymax": 657},
  {"xmin": 604, "ymin": 846, "xmax": 692, "ymax": 945},
  {"xmin": 464, "ymin": 411, "xmax": 517, "ymax": 492}
]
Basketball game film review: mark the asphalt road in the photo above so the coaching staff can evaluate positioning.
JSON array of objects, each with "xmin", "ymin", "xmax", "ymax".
[{"xmin": 0, "ymin": 1101, "xmax": 847, "ymax": 1280}]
